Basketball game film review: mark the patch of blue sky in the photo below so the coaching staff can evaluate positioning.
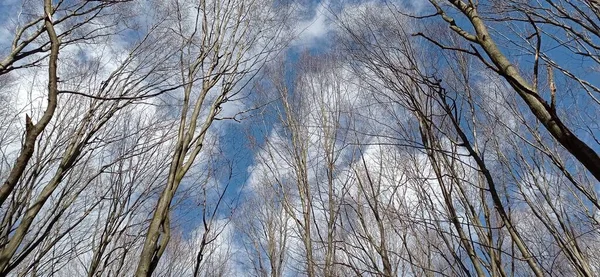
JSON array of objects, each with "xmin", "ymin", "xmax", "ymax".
[
  {"xmin": 0, "ymin": 1, "xmax": 30, "ymax": 57},
  {"xmin": 170, "ymin": 0, "xmax": 347, "ymax": 234},
  {"xmin": 225, "ymin": 0, "xmax": 338, "ymax": 185},
  {"xmin": 491, "ymin": 13, "xmax": 600, "ymax": 158},
  {"xmin": 426, "ymin": 1, "xmax": 599, "ymax": 154}
]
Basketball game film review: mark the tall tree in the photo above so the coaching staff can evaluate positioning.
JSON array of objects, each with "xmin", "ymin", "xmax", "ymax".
[{"xmin": 134, "ymin": 0, "xmax": 289, "ymax": 275}]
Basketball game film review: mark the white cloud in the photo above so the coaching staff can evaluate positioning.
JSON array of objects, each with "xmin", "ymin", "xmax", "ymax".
[{"xmin": 293, "ymin": 1, "xmax": 332, "ymax": 46}]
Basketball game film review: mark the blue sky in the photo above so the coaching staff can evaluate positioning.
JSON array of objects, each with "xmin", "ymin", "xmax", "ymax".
[{"xmin": 172, "ymin": 0, "xmax": 339, "ymax": 234}]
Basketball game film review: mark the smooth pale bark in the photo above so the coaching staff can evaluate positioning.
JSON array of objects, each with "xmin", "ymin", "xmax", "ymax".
[
  {"xmin": 135, "ymin": 75, "xmax": 223, "ymax": 276},
  {"xmin": 0, "ymin": 0, "xmax": 59, "ymax": 272},
  {"xmin": 0, "ymin": 0, "xmax": 59, "ymax": 208},
  {"xmin": 440, "ymin": 0, "xmax": 600, "ymax": 182}
]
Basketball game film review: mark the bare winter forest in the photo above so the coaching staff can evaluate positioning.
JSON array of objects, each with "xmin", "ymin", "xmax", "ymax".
[{"xmin": 0, "ymin": 0, "xmax": 599, "ymax": 276}]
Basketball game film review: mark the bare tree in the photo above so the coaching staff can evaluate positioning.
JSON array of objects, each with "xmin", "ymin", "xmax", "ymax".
[
  {"xmin": 1, "ymin": 1, "xmax": 597, "ymax": 276},
  {"xmin": 0, "ymin": 0, "xmax": 138, "ymax": 208},
  {"xmin": 0, "ymin": 1, "xmax": 178, "ymax": 275},
  {"xmin": 334, "ymin": 1, "xmax": 600, "ymax": 275},
  {"xmin": 236, "ymin": 182, "xmax": 291, "ymax": 277},
  {"xmin": 133, "ymin": 0, "xmax": 290, "ymax": 275},
  {"xmin": 416, "ymin": 0, "xmax": 600, "ymax": 182}
]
